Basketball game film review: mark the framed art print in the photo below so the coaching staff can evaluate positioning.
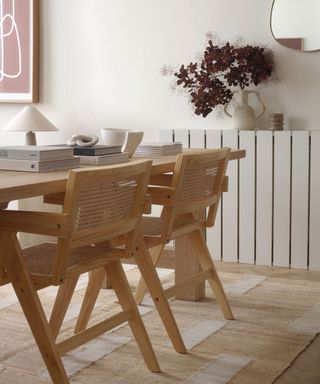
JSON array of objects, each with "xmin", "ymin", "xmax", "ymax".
[{"xmin": 0, "ymin": 0, "xmax": 39, "ymax": 103}]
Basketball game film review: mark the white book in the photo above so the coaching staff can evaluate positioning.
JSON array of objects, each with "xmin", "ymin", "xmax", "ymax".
[
  {"xmin": 0, "ymin": 145, "xmax": 74, "ymax": 161},
  {"xmin": 79, "ymin": 152, "xmax": 130, "ymax": 165},
  {"xmin": 137, "ymin": 141, "xmax": 182, "ymax": 148},
  {"xmin": 135, "ymin": 141, "xmax": 182, "ymax": 156},
  {"xmin": 0, "ymin": 157, "xmax": 80, "ymax": 172}
]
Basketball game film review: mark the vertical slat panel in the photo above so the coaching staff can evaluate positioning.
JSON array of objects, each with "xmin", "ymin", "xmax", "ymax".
[
  {"xmin": 206, "ymin": 130, "xmax": 222, "ymax": 261},
  {"xmin": 189, "ymin": 129, "xmax": 205, "ymax": 148},
  {"xmin": 159, "ymin": 129, "xmax": 173, "ymax": 142},
  {"xmin": 291, "ymin": 131, "xmax": 309, "ymax": 269},
  {"xmin": 256, "ymin": 131, "xmax": 273, "ymax": 265},
  {"xmin": 161, "ymin": 128, "xmax": 316, "ymax": 271},
  {"xmin": 239, "ymin": 131, "xmax": 255, "ymax": 264},
  {"xmin": 309, "ymin": 131, "xmax": 320, "ymax": 270},
  {"xmin": 222, "ymin": 130, "xmax": 238, "ymax": 262},
  {"xmin": 273, "ymin": 131, "xmax": 291, "ymax": 267},
  {"xmin": 206, "ymin": 130, "xmax": 222, "ymax": 149},
  {"xmin": 174, "ymin": 129, "xmax": 189, "ymax": 148}
]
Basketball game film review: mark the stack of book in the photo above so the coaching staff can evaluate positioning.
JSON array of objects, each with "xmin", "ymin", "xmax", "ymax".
[
  {"xmin": 135, "ymin": 142, "xmax": 183, "ymax": 156},
  {"xmin": 70, "ymin": 145, "xmax": 130, "ymax": 165},
  {"xmin": 0, "ymin": 146, "xmax": 80, "ymax": 172}
]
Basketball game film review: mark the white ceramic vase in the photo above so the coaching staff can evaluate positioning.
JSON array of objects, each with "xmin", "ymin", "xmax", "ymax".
[
  {"xmin": 224, "ymin": 89, "xmax": 265, "ymax": 131},
  {"xmin": 100, "ymin": 128, "xmax": 144, "ymax": 157}
]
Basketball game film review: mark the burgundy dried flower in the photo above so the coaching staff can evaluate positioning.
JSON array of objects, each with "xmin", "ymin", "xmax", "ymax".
[{"xmin": 170, "ymin": 36, "xmax": 276, "ymax": 117}]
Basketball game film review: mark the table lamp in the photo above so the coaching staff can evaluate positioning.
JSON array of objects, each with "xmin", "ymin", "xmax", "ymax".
[{"xmin": 2, "ymin": 106, "xmax": 58, "ymax": 145}]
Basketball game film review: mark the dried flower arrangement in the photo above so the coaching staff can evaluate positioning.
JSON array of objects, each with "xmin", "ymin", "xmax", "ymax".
[{"xmin": 162, "ymin": 34, "xmax": 276, "ymax": 117}]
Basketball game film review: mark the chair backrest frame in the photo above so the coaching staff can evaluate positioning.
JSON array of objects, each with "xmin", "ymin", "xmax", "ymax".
[
  {"xmin": 158, "ymin": 148, "xmax": 231, "ymax": 243},
  {"xmin": 52, "ymin": 160, "xmax": 152, "ymax": 283}
]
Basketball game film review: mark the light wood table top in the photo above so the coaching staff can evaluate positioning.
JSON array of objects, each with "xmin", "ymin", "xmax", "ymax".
[{"xmin": 0, "ymin": 149, "xmax": 245, "ymax": 204}]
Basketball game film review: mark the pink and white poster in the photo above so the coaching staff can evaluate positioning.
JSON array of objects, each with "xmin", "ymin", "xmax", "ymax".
[{"xmin": 0, "ymin": 0, "xmax": 38, "ymax": 102}]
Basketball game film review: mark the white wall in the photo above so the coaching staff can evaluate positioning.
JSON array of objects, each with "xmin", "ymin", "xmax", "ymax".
[{"xmin": 0, "ymin": 0, "xmax": 319, "ymax": 146}]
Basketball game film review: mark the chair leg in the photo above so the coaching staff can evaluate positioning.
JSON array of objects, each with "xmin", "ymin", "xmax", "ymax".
[
  {"xmin": 49, "ymin": 276, "xmax": 79, "ymax": 339},
  {"xmin": 134, "ymin": 243, "xmax": 164, "ymax": 305},
  {"xmin": 2, "ymin": 232, "xmax": 69, "ymax": 384},
  {"xmin": 134, "ymin": 237, "xmax": 187, "ymax": 354},
  {"xmin": 188, "ymin": 229, "xmax": 234, "ymax": 320},
  {"xmin": 104, "ymin": 260, "xmax": 161, "ymax": 373},
  {"xmin": 74, "ymin": 268, "xmax": 105, "ymax": 333}
]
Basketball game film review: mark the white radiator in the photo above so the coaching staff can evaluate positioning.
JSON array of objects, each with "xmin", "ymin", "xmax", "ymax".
[{"xmin": 160, "ymin": 129, "xmax": 320, "ymax": 271}]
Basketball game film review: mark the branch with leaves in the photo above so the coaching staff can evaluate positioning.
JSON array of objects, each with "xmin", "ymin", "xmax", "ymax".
[{"xmin": 163, "ymin": 36, "xmax": 276, "ymax": 117}]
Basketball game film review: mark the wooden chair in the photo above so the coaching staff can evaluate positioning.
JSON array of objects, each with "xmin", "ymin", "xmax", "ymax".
[
  {"xmin": 73, "ymin": 148, "xmax": 234, "ymax": 341},
  {"xmin": 0, "ymin": 160, "xmax": 161, "ymax": 384},
  {"xmin": 135, "ymin": 148, "xmax": 234, "ymax": 318}
]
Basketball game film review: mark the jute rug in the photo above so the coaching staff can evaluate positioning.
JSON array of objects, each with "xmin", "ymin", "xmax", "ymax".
[
  {"xmin": 273, "ymin": 333, "xmax": 320, "ymax": 384},
  {"xmin": 0, "ymin": 264, "xmax": 319, "ymax": 384}
]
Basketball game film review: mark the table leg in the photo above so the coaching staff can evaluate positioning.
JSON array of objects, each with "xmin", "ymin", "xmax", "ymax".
[
  {"xmin": 174, "ymin": 209, "xmax": 206, "ymax": 301},
  {"xmin": 174, "ymin": 235, "xmax": 205, "ymax": 301}
]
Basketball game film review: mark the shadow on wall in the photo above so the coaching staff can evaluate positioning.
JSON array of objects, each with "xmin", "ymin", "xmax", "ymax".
[{"xmin": 288, "ymin": 117, "xmax": 308, "ymax": 131}]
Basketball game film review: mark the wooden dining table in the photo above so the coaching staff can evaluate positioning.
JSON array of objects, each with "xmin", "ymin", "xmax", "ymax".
[{"xmin": 0, "ymin": 148, "xmax": 245, "ymax": 300}]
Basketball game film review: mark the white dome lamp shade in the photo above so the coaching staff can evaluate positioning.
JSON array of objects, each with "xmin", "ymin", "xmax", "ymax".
[{"xmin": 2, "ymin": 106, "xmax": 58, "ymax": 145}]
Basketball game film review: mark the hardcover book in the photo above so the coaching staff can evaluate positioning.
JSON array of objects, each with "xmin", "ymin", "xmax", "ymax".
[
  {"xmin": 79, "ymin": 152, "xmax": 129, "ymax": 165},
  {"xmin": 0, "ymin": 145, "xmax": 74, "ymax": 161},
  {"xmin": 0, "ymin": 157, "xmax": 80, "ymax": 172},
  {"xmin": 71, "ymin": 145, "xmax": 122, "ymax": 156}
]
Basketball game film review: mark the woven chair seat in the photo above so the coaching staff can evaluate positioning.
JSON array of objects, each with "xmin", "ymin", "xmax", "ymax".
[
  {"xmin": 141, "ymin": 215, "xmax": 200, "ymax": 239},
  {"xmin": 141, "ymin": 217, "xmax": 163, "ymax": 237},
  {"xmin": 22, "ymin": 242, "xmax": 120, "ymax": 277}
]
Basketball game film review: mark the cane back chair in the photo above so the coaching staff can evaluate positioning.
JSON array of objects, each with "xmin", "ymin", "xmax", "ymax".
[
  {"xmin": 0, "ymin": 160, "xmax": 161, "ymax": 384},
  {"xmin": 73, "ymin": 148, "xmax": 234, "ymax": 342}
]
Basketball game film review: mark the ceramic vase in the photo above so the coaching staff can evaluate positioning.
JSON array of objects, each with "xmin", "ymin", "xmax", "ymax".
[
  {"xmin": 224, "ymin": 89, "xmax": 265, "ymax": 131},
  {"xmin": 100, "ymin": 128, "xmax": 144, "ymax": 157}
]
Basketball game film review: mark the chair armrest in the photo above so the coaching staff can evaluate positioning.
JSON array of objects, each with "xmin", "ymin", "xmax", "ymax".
[
  {"xmin": 143, "ymin": 194, "xmax": 152, "ymax": 214},
  {"xmin": 222, "ymin": 176, "xmax": 228, "ymax": 193},
  {"xmin": 147, "ymin": 186, "xmax": 176, "ymax": 206},
  {"xmin": 0, "ymin": 210, "xmax": 72, "ymax": 237}
]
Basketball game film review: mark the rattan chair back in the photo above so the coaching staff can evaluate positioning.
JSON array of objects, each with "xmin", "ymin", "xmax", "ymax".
[
  {"xmin": 154, "ymin": 148, "xmax": 230, "ymax": 244},
  {"xmin": 52, "ymin": 160, "xmax": 152, "ymax": 283}
]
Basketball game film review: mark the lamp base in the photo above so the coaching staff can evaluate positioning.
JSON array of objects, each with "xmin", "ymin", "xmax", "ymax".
[{"xmin": 25, "ymin": 131, "xmax": 36, "ymax": 145}]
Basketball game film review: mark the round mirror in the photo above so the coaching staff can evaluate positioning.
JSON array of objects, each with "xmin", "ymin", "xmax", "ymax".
[{"xmin": 270, "ymin": 0, "xmax": 320, "ymax": 51}]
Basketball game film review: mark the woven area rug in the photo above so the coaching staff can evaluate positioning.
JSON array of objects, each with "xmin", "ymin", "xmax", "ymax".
[
  {"xmin": 0, "ymin": 265, "xmax": 320, "ymax": 384},
  {"xmin": 273, "ymin": 333, "xmax": 320, "ymax": 384}
]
